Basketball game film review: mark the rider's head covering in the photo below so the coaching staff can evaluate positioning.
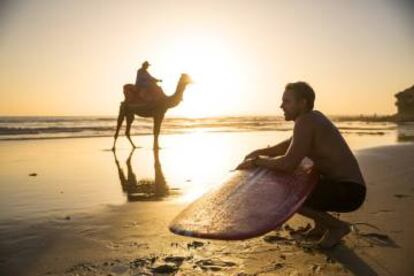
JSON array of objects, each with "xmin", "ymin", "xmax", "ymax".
[{"xmin": 142, "ymin": 61, "xmax": 150, "ymax": 67}]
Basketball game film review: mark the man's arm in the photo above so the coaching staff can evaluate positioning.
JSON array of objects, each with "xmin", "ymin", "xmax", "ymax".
[
  {"xmin": 146, "ymin": 71, "xmax": 161, "ymax": 82},
  {"xmin": 255, "ymin": 116, "xmax": 313, "ymax": 172},
  {"xmin": 244, "ymin": 137, "xmax": 291, "ymax": 160},
  {"xmin": 138, "ymin": 70, "xmax": 160, "ymax": 82},
  {"xmin": 262, "ymin": 138, "xmax": 292, "ymax": 157}
]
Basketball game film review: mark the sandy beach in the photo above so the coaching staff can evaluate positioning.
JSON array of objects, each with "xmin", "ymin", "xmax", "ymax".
[{"xmin": 1, "ymin": 132, "xmax": 413, "ymax": 275}]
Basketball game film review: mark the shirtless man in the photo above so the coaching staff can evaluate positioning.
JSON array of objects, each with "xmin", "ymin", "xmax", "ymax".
[{"xmin": 236, "ymin": 82, "xmax": 366, "ymax": 248}]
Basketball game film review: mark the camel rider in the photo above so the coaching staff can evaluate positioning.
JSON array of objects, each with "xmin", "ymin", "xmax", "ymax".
[{"xmin": 135, "ymin": 61, "xmax": 163, "ymax": 102}]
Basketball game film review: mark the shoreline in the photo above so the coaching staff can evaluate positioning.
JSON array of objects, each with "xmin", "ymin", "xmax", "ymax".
[
  {"xmin": 2, "ymin": 115, "xmax": 411, "ymax": 143},
  {"xmin": 0, "ymin": 127, "xmax": 398, "ymax": 142}
]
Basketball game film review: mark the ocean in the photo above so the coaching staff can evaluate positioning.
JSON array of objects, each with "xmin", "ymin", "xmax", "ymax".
[{"xmin": 1, "ymin": 115, "xmax": 412, "ymax": 141}]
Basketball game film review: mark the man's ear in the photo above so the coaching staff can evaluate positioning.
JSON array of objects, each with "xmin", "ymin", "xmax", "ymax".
[{"xmin": 299, "ymin": 98, "xmax": 308, "ymax": 110}]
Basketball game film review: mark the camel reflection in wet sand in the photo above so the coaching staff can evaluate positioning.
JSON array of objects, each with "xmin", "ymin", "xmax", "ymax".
[{"xmin": 113, "ymin": 149, "xmax": 170, "ymax": 201}]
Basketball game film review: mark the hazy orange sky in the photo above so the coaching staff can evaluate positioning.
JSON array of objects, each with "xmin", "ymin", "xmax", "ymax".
[{"xmin": 1, "ymin": 0, "xmax": 413, "ymax": 117}]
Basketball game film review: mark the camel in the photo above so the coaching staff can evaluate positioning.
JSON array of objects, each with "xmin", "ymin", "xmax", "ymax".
[{"xmin": 112, "ymin": 73, "xmax": 192, "ymax": 150}]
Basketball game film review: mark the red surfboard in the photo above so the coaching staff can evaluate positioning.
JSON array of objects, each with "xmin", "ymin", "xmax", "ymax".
[{"xmin": 169, "ymin": 167, "xmax": 318, "ymax": 240}]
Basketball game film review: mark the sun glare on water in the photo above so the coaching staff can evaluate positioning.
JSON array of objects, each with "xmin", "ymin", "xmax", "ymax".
[{"xmin": 155, "ymin": 33, "xmax": 248, "ymax": 118}]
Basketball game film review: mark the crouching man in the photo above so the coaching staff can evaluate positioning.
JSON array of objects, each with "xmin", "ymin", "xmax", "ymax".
[{"xmin": 236, "ymin": 82, "xmax": 366, "ymax": 248}]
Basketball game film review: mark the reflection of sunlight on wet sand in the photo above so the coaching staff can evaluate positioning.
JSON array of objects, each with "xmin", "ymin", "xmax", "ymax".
[
  {"xmin": 157, "ymin": 131, "xmax": 291, "ymax": 204},
  {"xmin": 0, "ymin": 129, "xmax": 399, "ymax": 222},
  {"xmin": 111, "ymin": 132, "xmax": 234, "ymax": 204},
  {"xmin": 163, "ymin": 131, "xmax": 232, "ymax": 203}
]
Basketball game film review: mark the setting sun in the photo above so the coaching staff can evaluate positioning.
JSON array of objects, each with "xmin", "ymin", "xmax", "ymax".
[{"xmin": 153, "ymin": 31, "xmax": 250, "ymax": 118}]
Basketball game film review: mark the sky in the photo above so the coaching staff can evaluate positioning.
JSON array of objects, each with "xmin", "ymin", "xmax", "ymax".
[{"xmin": 0, "ymin": 0, "xmax": 413, "ymax": 117}]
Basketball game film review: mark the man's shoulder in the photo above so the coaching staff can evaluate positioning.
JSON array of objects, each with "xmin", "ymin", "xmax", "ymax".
[
  {"xmin": 305, "ymin": 110, "xmax": 330, "ymax": 121},
  {"xmin": 295, "ymin": 111, "xmax": 332, "ymax": 129},
  {"xmin": 293, "ymin": 112, "xmax": 315, "ymax": 133},
  {"xmin": 297, "ymin": 110, "xmax": 322, "ymax": 122}
]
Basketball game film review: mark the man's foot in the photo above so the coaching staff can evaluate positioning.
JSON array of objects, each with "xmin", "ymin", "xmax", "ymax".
[
  {"xmin": 304, "ymin": 226, "xmax": 327, "ymax": 240},
  {"xmin": 317, "ymin": 223, "xmax": 351, "ymax": 249}
]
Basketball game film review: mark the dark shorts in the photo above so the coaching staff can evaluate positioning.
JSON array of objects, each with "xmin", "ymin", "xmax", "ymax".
[{"xmin": 304, "ymin": 176, "xmax": 366, "ymax": 212}]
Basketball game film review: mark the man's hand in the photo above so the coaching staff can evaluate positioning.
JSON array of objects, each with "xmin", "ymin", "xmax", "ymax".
[
  {"xmin": 236, "ymin": 159, "xmax": 256, "ymax": 170},
  {"xmin": 244, "ymin": 150, "xmax": 260, "ymax": 161},
  {"xmin": 295, "ymin": 157, "xmax": 314, "ymax": 173}
]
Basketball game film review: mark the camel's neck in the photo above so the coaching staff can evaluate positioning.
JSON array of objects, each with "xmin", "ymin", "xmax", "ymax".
[{"xmin": 166, "ymin": 81, "xmax": 188, "ymax": 109}]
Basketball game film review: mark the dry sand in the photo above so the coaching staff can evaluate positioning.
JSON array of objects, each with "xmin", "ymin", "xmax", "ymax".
[{"xmin": 1, "ymin": 143, "xmax": 414, "ymax": 275}]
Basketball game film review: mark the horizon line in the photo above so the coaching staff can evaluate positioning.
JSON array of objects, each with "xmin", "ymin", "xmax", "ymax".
[{"xmin": 0, "ymin": 113, "xmax": 396, "ymax": 119}]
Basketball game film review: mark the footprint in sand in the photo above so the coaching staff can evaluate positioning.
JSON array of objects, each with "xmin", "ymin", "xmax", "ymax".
[
  {"xmin": 263, "ymin": 234, "xmax": 296, "ymax": 246},
  {"xmin": 151, "ymin": 264, "xmax": 178, "ymax": 274},
  {"xmin": 164, "ymin": 256, "xmax": 192, "ymax": 266},
  {"xmin": 187, "ymin": 240, "xmax": 204, "ymax": 249},
  {"xmin": 195, "ymin": 259, "xmax": 237, "ymax": 272}
]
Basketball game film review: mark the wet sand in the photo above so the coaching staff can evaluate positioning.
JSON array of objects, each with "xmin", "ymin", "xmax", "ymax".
[{"xmin": 0, "ymin": 134, "xmax": 413, "ymax": 275}]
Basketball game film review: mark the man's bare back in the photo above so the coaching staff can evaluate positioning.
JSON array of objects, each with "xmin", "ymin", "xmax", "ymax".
[{"xmin": 294, "ymin": 110, "xmax": 365, "ymax": 185}]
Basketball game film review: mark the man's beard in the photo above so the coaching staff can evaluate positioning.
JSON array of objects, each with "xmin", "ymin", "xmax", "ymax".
[{"xmin": 284, "ymin": 110, "xmax": 300, "ymax": 121}]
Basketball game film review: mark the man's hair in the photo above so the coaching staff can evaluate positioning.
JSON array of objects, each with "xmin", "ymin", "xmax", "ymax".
[{"xmin": 285, "ymin": 82, "xmax": 315, "ymax": 111}]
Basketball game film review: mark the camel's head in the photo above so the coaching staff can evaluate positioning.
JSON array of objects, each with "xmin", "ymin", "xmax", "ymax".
[
  {"xmin": 179, "ymin": 73, "xmax": 193, "ymax": 85},
  {"xmin": 169, "ymin": 73, "xmax": 193, "ymax": 108}
]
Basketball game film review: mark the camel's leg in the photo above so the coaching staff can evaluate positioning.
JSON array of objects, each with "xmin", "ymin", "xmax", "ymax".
[
  {"xmin": 112, "ymin": 103, "xmax": 126, "ymax": 150},
  {"xmin": 125, "ymin": 113, "xmax": 137, "ymax": 148},
  {"xmin": 153, "ymin": 114, "xmax": 164, "ymax": 150}
]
